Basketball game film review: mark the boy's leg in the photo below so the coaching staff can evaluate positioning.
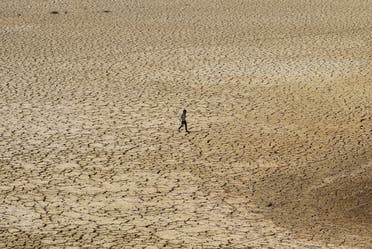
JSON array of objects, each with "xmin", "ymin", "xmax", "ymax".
[
  {"xmin": 178, "ymin": 122, "xmax": 183, "ymax": 131},
  {"xmin": 185, "ymin": 122, "xmax": 188, "ymax": 132}
]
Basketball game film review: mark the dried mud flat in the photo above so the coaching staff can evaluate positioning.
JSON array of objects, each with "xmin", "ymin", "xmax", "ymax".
[{"xmin": 0, "ymin": 0, "xmax": 371, "ymax": 248}]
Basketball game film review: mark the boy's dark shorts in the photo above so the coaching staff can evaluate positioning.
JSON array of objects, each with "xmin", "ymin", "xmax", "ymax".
[{"xmin": 181, "ymin": 121, "xmax": 187, "ymax": 125}]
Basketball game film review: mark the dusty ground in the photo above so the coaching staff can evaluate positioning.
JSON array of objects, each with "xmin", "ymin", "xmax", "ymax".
[{"xmin": 0, "ymin": 0, "xmax": 371, "ymax": 248}]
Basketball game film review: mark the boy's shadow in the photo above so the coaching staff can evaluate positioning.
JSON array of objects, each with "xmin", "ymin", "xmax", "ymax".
[{"xmin": 181, "ymin": 129, "xmax": 207, "ymax": 136}]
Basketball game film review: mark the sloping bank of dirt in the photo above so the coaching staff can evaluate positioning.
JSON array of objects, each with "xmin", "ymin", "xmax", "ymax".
[{"xmin": 250, "ymin": 117, "xmax": 371, "ymax": 248}]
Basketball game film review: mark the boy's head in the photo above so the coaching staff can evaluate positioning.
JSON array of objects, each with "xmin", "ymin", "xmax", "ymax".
[{"xmin": 183, "ymin": 109, "xmax": 187, "ymax": 113}]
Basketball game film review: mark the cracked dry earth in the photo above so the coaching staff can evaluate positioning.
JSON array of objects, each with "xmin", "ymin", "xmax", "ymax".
[{"xmin": 0, "ymin": 0, "xmax": 371, "ymax": 248}]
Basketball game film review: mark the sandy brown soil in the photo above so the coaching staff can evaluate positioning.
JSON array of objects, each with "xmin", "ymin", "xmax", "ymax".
[{"xmin": 0, "ymin": 0, "xmax": 371, "ymax": 248}]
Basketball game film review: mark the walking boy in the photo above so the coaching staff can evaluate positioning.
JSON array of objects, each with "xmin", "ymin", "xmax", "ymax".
[{"xmin": 178, "ymin": 109, "xmax": 189, "ymax": 133}]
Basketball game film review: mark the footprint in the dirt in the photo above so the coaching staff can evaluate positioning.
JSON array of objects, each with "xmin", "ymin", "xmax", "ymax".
[{"xmin": 50, "ymin": 11, "xmax": 68, "ymax": 15}]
